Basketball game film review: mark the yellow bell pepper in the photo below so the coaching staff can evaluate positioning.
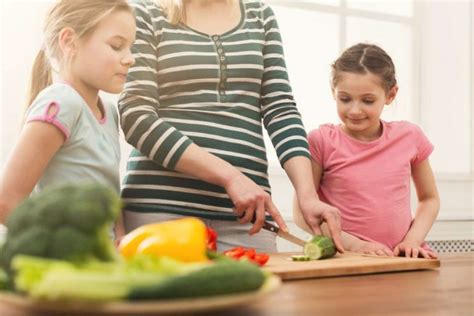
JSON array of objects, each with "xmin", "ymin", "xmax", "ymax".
[{"xmin": 118, "ymin": 217, "xmax": 208, "ymax": 262}]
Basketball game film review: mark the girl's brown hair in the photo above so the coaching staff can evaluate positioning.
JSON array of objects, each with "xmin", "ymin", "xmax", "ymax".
[
  {"xmin": 331, "ymin": 43, "xmax": 397, "ymax": 93},
  {"xmin": 26, "ymin": 0, "xmax": 133, "ymax": 108}
]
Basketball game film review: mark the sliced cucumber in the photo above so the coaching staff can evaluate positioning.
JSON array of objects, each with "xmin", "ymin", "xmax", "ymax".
[
  {"xmin": 291, "ymin": 255, "xmax": 311, "ymax": 261},
  {"xmin": 303, "ymin": 235, "xmax": 336, "ymax": 260}
]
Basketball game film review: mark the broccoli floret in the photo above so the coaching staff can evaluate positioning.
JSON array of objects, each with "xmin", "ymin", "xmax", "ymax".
[{"xmin": 0, "ymin": 183, "xmax": 122, "ymax": 272}]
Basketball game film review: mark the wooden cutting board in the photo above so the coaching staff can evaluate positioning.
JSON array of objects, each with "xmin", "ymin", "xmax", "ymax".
[{"xmin": 264, "ymin": 252, "xmax": 440, "ymax": 280}]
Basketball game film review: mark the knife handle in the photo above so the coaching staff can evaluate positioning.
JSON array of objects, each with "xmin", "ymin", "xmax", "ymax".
[
  {"xmin": 240, "ymin": 213, "xmax": 280, "ymax": 233},
  {"xmin": 261, "ymin": 220, "xmax": 280, "ymax": 233}
]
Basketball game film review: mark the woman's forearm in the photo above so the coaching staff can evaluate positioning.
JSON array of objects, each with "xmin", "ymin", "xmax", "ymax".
[
  {"xmin": 174, "ymin": 143, "xmax": 240, "ymax": 188},
  {"xmin": 175, "ymin": 143, "xmax": 288, "ymax": 233},
  {"xmin": 283, "ymin": 156, "xmax": 317, "ymax": 201}
]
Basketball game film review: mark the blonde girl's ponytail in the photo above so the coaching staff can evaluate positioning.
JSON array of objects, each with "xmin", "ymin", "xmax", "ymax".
[{"xmin": 26, "ymin": 49, "xmax": 52, "ymax": 109}]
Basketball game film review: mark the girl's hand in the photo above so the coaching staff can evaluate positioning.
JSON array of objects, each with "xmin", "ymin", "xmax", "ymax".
[
  {"xmin": 350, "ymin": 240, "xmax": 394, "ymax": 257},
  {"xmin": 394, "ymin": 241, "xmax": 438, "ymax": 259},
  {"xmin": 298, "ymin": 198, "xmax": 344, "ymax": 252},
  {"xmin": 224, "ymin": 173, "xmax": 287, "ymax": 235}
]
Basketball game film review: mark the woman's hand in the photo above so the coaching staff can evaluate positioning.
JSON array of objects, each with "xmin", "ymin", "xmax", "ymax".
[
  {"xmin": 298, "ymin": 198, "xmax": 344, "ymax": 252},
  {"xmin": 394, "ymin": 240, "xmax": 437, "ymax": 259},
  {"xmin": 350, "ymin": 240, "xmax": 394, "ymax": 257},
  {"xmin": 224, "ymin": 173, "xmax": 287, "ymax": 235}
]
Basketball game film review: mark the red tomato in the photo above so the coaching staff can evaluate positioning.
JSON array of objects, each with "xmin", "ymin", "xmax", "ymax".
[
  {"xmin": 206, "ymin": 227, "xmax": 218, "ymax": 251},
  {"xmin": 223, "ymin": 246, "xmax": 245, "ymax": 259},
  {"xmin": 253, "ymin": 253, "xmax": 270, "ymax": 266},
  {"xmin": 243, "ymin": 248, "xmax": 256, "ymax": 260},
  {"xmin": 223, "ymin": 247, "xmax": 269, "ymax": 266}
]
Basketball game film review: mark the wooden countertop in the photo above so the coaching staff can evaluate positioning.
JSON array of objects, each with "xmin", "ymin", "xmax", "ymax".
[
  {"xmin": 231, "ymin": 253, "xmax": 473, "ymax": 316},
  {"xmin": 0, "ymin": 253, "xmax": 472, "ymax": 315}
]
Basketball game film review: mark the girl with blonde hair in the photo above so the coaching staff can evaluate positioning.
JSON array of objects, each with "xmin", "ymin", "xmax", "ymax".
[{"xmin": 0, "ymin": 0, "xmax": 136, "ymax": 227}]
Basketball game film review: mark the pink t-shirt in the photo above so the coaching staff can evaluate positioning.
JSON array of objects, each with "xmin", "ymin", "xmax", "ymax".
[{"xmin": 308, "ymin": 120, "xmax": 434, "ymax": 250}]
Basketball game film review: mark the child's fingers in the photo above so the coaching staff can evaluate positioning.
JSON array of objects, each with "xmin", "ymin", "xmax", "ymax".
[
  {"xmin": 419, "ymin": 248, "xmax": 430, "ymax": 259},
  {"xmin": 412, "ymin": 248, "xmax": 419, "ymax": 258},
  {"xmin": 383, "ymin": 248, "xmax": 394, "ymax": 257},
  {"xmin": 393, "ymin": 245, "xmax": 400, "ymax": 256},
  {"xmin": 405, "ymin": 247, "xmax": 412, "ymax": 258}
]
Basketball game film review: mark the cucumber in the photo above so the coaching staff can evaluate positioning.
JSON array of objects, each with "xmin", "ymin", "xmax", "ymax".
[
  {"xmin": 128, "ymin": 260, "xmax": 265, "ymax": 300},
  {"xmin": 291, "ymin": 255, "xmax": 310, "ymax": 261},
  {"xmin": 303, "ymin": 235, "xmax": 336, "ymax": 260}
]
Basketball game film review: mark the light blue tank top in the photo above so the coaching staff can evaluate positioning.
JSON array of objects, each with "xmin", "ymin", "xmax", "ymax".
[{"xmin": 26, "ymin": 83, "xmax": 121, "ymax": 193}]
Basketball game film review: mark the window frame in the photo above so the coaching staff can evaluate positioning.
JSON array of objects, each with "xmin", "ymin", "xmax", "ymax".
[{"xmin": 266, "ymin": 0, "xmax": 419, "ymax": 173}]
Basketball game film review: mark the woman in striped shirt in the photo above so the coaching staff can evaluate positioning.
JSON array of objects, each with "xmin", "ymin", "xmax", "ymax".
[{"xmin": 118, "ymin": 0, "xmax": 343, "ymax": 252}]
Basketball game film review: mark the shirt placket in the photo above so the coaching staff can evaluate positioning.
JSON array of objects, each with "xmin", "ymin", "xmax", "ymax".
[{"xmin": 212, "ymin": 35, "xmax": 227, "ymax": 102}]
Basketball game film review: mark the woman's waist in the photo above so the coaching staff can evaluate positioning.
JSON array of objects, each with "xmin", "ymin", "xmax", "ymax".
[{"xmin": 124, "ymin": 159, "xmax": 271, "ymax": 193}]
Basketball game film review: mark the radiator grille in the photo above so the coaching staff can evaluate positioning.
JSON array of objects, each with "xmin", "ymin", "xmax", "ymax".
[{"xmin": 427, "ymin": 240, "xmax": 473, "ymax": 253}]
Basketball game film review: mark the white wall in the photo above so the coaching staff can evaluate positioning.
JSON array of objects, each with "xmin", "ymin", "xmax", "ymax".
[
  {"xmin": 0, "ymin": 1, "xmax": 472, "ymax": 246},
  {"xmin": 0, "ymin": 1, "xmax": 48, "ymax": 167}
]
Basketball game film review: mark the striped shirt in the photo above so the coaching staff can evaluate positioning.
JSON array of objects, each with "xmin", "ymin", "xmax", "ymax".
[{"xmin": 119, "ymin": 0, "xmax": 310, "ymax": 220}]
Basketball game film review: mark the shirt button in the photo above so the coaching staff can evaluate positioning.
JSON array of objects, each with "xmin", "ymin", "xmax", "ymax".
[
  {"xmin": 217, "ymin": 48, "xmax": 223, "ymax": 53},
  {"xmin": 220, "ymin": 56, "xmax": 226, "ymax": 61},
  {"xmin": 212, "ymin": 35, "xmax": 219, "ymax": 41}
]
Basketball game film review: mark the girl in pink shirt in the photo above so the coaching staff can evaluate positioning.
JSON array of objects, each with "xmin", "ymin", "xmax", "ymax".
[{"xmin": 294, "ymin": 43, "xmax": 439, "ymax": 259}]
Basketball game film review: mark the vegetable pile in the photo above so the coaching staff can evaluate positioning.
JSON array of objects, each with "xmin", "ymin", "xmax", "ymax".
[{"xmin": 0, "ymin": 183, "xmax": 270, "ymax": 302}]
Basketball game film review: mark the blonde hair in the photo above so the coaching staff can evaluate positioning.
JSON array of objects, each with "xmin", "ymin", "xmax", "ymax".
[
  {"xmin": 157, "ymin": 0, "xmax": 185, "ymax": 25},
  {"xmin": 26, "ymin": 0, "xmax": 133, "ymax": 108},
  {"xmin": 157, "ymin": 0, "xmax": 239, "ymax": 26}
]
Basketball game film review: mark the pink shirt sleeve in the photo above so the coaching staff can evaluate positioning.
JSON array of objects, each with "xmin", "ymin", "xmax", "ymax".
[
  {"xmin": 307, "ymin": 128, "xmax": 324, "ymax": 167},
  {"xmin": 411, "ymin": 124, "xmax": 434, "ymax": 165}
]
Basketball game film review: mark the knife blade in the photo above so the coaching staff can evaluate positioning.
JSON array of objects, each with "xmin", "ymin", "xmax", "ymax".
[
  {"xmin": 240, "ymin": 213, "xmax": 307, "ymax": 247},
  {"xmin": 260, "ymin": 220, "xmax": 306, "ymax": 247}
]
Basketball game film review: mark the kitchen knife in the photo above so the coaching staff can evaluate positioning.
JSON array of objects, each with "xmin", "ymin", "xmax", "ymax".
[
  {"xmin": 260, "ymin": 220, "xmax": 306, "ymax": 247},
  {"xmin": 242, "ymin": 213, "xmax": 307, "ymax": 247}
]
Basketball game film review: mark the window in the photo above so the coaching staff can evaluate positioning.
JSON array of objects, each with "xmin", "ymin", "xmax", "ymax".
[{"xmin": 265, "ymin": 0, "xmax": 416, "ymax": 167}]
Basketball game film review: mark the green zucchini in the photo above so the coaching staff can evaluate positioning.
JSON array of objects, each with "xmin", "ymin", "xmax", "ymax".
[
  {"xmin": 291, "ymin": 255, "xmax": 311, "ymax": 261},
  {"xmin": 303, "ymin": 235, "xmax": 336, "ymax": 260},
  {"xmin": 128, "ymin": 259, "xmax": 265, "ymax": 300}
]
